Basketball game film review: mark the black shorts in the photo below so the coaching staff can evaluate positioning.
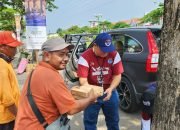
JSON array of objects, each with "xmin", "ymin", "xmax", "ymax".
[
  {"xmin": 141, "ymin": 86, "xmax": 156, "ymax": 115},
  {"xmin": 0, "ymin": 120, "xmax": 15, "ymax": 130}
]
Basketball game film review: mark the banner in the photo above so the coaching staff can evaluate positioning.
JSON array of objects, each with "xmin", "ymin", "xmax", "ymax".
[{"xmin": 25, "ymin": 0, "xmax": 47, "ymax": 49}]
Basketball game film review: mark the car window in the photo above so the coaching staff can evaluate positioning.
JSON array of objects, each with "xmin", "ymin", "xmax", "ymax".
[
  {"xmin": 79, "ymin": 35, "xmax": 96, "ymax": 49},
  {"xmin": 125, "ymin": 36, "xmax": 142, "ymax": 53},
  {"xmin": 73, "ymin": 34, "xmax": 97, "ymax": 58},
  {"xmin": 111, "ymin": 34, "xmax": 142, "ymax": 54},
  {"xmin": 111, "ymin": 34, "xmax": 125, "ymax": 56},
  {"xmin": 65, "ymin": 35, "xmax": 81, "ymax": 45}
]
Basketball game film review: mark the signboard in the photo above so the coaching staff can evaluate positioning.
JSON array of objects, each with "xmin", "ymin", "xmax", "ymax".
[
  {"xmin": 25, "ymin": 0, "xmax": 47, "ymax": 49},
  {"xmin": 26, "ymin": 26, "xmax": 47, "ymax": 49}
]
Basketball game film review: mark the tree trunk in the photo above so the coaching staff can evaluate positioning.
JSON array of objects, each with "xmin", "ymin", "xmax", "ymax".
[{"xmin": 152, "ymin": 0, "xmax": 180, "ymax": 130}]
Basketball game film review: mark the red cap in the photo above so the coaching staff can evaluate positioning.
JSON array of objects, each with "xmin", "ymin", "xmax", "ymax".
[{"xmin": 0, "ymin": 31, "xmax": 22, "ymax": 47}]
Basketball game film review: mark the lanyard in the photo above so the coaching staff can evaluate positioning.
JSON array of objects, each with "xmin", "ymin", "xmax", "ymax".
[{"xmin": 93, "ymin": 51, "xmax": 106, "ymax": 87}]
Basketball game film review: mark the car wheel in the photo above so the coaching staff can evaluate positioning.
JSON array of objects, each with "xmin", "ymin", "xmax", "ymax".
[{"xmin": 116, "ymin": 77, "xmax": 138, "ymax": 112}]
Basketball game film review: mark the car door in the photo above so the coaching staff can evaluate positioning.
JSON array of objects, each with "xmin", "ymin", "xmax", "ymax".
[{"xmin": 64, "ymin": 34, "xmax": 97, "ymax": 82}]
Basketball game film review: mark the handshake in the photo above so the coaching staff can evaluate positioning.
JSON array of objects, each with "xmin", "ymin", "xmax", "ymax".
[{"xmin": 71, "ymin": 85, "xmax": 104, "ymax": 100}]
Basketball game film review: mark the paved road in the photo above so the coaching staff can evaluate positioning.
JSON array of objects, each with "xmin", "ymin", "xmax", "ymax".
[{"xmin": 16, "ymin": 71, "xmax": 141, "ymax": 130}]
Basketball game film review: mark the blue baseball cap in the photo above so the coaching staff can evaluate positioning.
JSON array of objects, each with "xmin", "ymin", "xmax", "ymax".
[{"xmin": 94, "ymin": 33, "xmax": 115, "ymax": 52}]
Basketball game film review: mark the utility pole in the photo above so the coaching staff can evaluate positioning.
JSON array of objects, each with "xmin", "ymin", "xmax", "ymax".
[
  {"xmin": 94, "ymin": 14, "xmax": 102, "ymax": 33},
  {"xmin": 14, "ymin": 13, "xmax": 21, "ymax": 41}
]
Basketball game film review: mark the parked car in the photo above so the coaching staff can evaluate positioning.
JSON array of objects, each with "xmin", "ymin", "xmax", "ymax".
[{"xmin": 64, "ymin": 26, "xmax": 161, "ymax": 112}]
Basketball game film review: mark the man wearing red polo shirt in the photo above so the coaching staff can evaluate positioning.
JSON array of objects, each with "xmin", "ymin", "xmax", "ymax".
[{"xmin": 77, "ymin": 33, "xmax": 124, "ymax": 130}]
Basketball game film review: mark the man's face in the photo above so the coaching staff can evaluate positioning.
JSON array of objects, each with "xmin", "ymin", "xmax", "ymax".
[
  {"xmin": 94, "ymin": 45, "xmax": 108, "ymax": 57},
  {"xmin": 45, "ymin": 47, "xmax": 70, "ymax": 70},
  {"xmin": 0, "ymin": 45, "xmax": 17, "ymax": 58}
]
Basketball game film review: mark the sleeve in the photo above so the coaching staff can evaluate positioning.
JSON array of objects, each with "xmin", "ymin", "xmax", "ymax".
[
  {"xmin": 112, "ymin": 52, "xmax": 124, "ymax": 75},
  {"xmin": 0, "ymin": 68, "xmax": 15, "ymax": 107},
  {"xmin": 77, "ymin": 56, "xmax": 89, "ymax": 78},
  {"xmin": 48, "ymin": 81, "xmax": 77, "ymax": 114}
]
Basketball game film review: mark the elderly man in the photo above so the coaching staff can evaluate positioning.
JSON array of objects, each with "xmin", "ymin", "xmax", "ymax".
[
  {"xmin": 0, "ymin": 31, "xmax": 22, "ymax": 130},
  {"xmin": 14, "ymin": 37, "xmax": 100, "ymax": 130}
]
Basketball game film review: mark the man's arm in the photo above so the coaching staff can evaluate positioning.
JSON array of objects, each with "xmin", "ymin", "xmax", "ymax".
[
  {"xmin": 67, "ymin": 77, "xmax": 101, "ymax": 115},
  {"xmin": 67, "ymin": 89, "xmax": 98, "ymax": 115},
  {"xmin": 103, "ymin": 74, "xmax": 121, "ymax": 101},
  {"xmin": 79, "ymin": 77, "xmax": 89, "ymax": 86},
  {"xmin": 109, "ymin": 74, "xmax": 121, "ymax": 90}
]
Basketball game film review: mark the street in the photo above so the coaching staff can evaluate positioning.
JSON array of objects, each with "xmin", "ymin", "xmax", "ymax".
[{"xmin": 16, "ymin": 71, "xmax": 141, "ymax": 130}]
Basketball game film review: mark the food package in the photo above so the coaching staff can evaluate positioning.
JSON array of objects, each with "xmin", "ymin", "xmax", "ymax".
[{"xmin": 71, "ymin": 85, "xmax": 104, "ymax": 99}]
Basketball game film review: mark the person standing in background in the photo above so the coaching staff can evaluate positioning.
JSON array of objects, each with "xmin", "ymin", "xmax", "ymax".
[
  {"xmin": 0, "ymin": 31, "xmax": 22, "ymax": 130},
  {"xmin": 115, "ymin": 40, "xmax": 124, "ymax": 57},
  {"xmin": 77, "ymin": 33, "xmax": 124, "ymax": 130},
  {"xmin": 141, "ymin": 82, "xmax": 157, "ymax": 130}
]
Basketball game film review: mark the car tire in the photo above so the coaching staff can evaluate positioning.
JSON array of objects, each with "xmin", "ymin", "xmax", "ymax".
[{"xmin": 116, "ymin": 77, "xmax": 139, "ymax": 112}]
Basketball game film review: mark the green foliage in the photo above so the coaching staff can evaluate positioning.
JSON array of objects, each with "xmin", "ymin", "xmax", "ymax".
[
  {"xmin": 78, "ymin": 26, "xmax": 89, "ymax": 33},
  {"xmin": 47, "ymin": 0, "xmax": 58, "ymax": 12},
  {"xmin": 89, "ymin": 27, "xmax": 98, "ymax": 33},
  {"xmin": 0, "ymin": 8, "xmax": 17, "ymax": 31},
  {"xmin": 57, "ymin": 22, "xmax": 131, "ymax": 37},
  {"xmin": 141, "ymin": 3, "xmax": 164, "ymax": 24},
  {"xmin": 0, "ymin": 0, "xmax": 57, "ymax": 14},
  {"xmin": 56, "ymin": 2, "xmax": 164, "ymax": 37},
  {"xmin": 99, "ymin": 20, "xmax": 113, "ymax": 30},
  {"xmin": 56, "ymin": 20, "xmax": 131, "ymax": 37},
  {"xmin": 56, "ymin": 28, "xmax": 63, "ymax": 34},
  {"xmin": 112, "ymin": 22, "xmax": 130, "ymax": 29}
]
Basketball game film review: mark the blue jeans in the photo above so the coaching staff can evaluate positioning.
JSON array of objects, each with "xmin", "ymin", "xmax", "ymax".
[{"xmin": 84, "ymin": 90, "xmax": 120, "ymax": 130}]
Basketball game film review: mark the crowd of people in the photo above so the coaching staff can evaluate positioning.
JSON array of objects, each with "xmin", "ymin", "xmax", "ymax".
[{"xmin": 0, "ymin": 30, "xmax": 155, "ymax": 130}]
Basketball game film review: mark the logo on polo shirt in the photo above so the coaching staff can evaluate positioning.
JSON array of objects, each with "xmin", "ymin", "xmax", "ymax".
[{"xmin": 108, "ymin": 58, "xmax": 113, "ymax": 64}]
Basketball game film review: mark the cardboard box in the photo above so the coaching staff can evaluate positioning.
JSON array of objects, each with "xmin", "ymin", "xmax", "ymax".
[
  {"xmin": 88, "ymin": 85, "xmax": 104, "ymax": 96},
  {"xmin": 71, "ymin": 85, "xmax": 104, "ymax": 99}
]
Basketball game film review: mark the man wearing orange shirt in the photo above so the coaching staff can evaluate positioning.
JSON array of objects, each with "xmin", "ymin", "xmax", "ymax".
[
  {"xmin": 14, "ymin": 37, "xmax": 100, "ymax": 130},
  {"xmin": 0, "ymin": 31, "xmax": 22, "ymax": 130}
]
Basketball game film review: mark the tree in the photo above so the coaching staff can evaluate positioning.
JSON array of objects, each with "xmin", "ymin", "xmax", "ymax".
[
  {"xmin": 112, "ymin": 21, "xmax": 130, "ymax": 29},
  {"xmin": 152, "ymin": 0, "xmax": 180, "ymax": 130},
  {"xmin": 66, "ymin": 25, "xmax": 80, "ymax": 34},
  {"xmin": 0, "ymin": 8, "xmax": 17, "ymax": 30},
  {"xmin": 56, "ymin": 28, "xmax": 63, "ymax": 34},
  {"xmin": 78, "ymin": 26, "xmax": 90, "ymax": 33},
  {"xmin": 99, "ymin": 20, "xmax": 113, "ymax": 32},
  {"xmin": 0, "ymin": 0, "xmax": 57, "ymax": 14},
  {"xmin": 141, "ymin": 3, "xmax": 164, "ymax": 24}
]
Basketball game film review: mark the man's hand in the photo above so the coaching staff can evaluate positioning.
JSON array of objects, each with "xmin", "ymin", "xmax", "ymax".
[
  {"xmin": 103, "ymin": 88, "xmax": 113, "ymax": 101},
  {"xmin": 88, "ymin": 89, "xmax": 101, "ymax": 103}
]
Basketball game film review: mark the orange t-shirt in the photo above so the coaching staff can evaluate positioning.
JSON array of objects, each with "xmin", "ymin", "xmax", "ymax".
[{"xmin": 14, "ymin": 62, "xmax": 77, "ymax": 130}]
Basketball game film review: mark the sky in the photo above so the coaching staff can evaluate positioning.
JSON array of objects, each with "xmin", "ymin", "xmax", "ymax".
[{"xmin": 46, "ymin": 0, "xmax": 164, "ymax": 33}]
